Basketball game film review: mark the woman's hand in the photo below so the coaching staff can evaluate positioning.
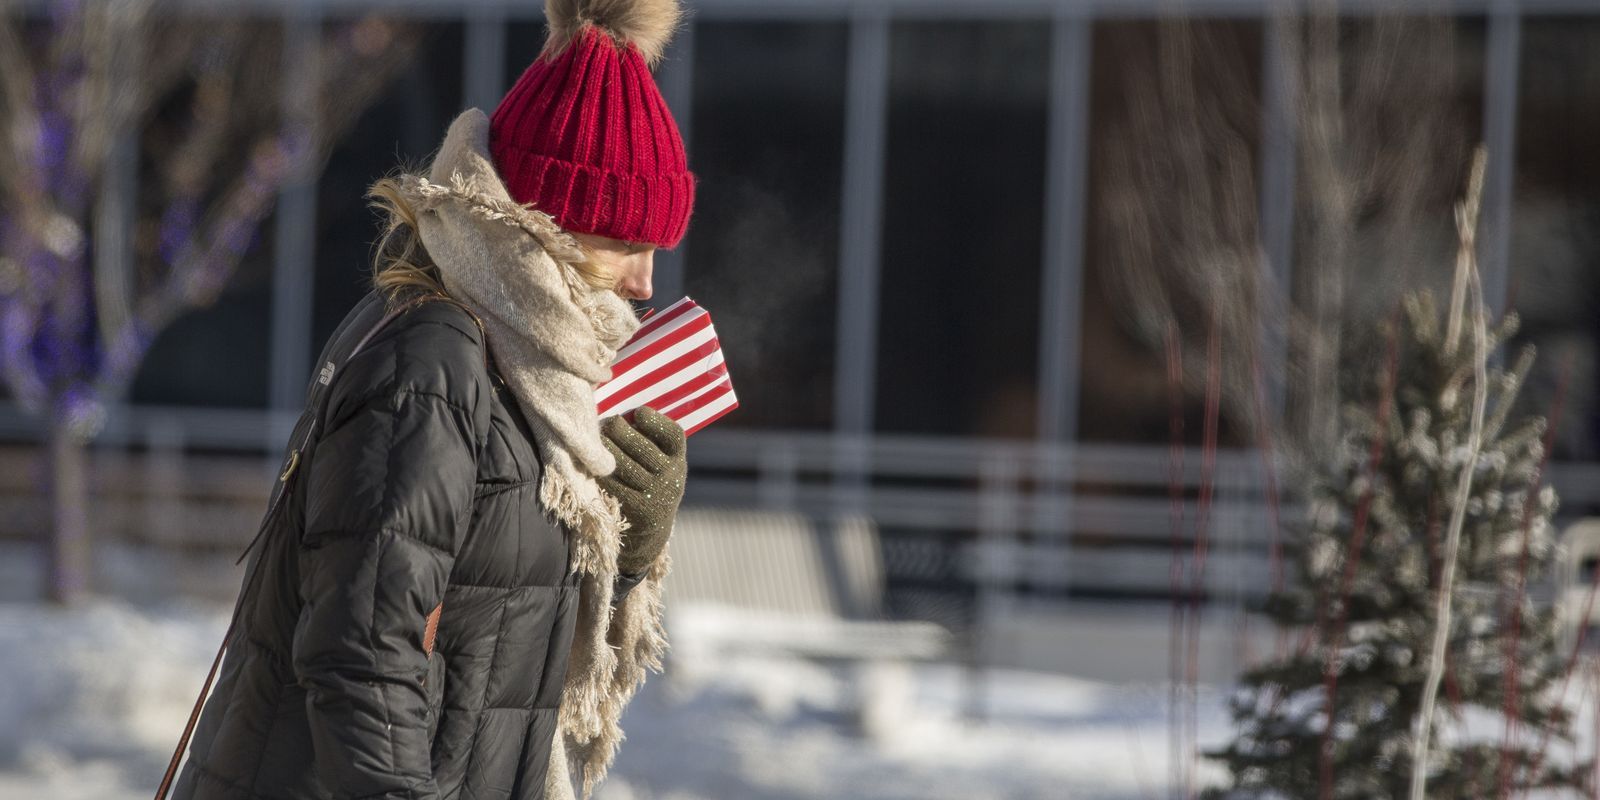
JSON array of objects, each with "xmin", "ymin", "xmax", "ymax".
[{"xmin": 597, "ymin": 406, "xmax": 687, "ymax": 576}]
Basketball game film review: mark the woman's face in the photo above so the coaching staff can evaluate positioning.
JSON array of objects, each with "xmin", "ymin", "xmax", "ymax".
[{"xmin": 571, "ymin": 230, "xmax": 657, "ymax": 302}]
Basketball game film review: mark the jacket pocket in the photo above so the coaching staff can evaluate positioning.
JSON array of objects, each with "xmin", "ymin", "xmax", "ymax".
[{"xmin": 423, "ymin": 648, "xmax": 446, "ymax": 743}]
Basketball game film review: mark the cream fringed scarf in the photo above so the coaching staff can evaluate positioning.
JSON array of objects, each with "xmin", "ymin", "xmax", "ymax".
[{"xmin": 398, "ymin": 107, "xmax": 671, "ymax": 800}]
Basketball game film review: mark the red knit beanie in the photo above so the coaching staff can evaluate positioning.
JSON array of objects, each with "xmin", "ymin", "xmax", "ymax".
[{"xmin": 490, "ymin": 0, "xmax": 696, "ymax": 250}]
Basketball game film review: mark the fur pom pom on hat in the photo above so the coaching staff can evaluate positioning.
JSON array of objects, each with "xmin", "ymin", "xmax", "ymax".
[
  {"xmin": 542, "ymin": 0, "xmax": 685, "ymax": 68},
  {"xmin": 488, "ymin": 0, "xmax": 696, "ymax": 249}
]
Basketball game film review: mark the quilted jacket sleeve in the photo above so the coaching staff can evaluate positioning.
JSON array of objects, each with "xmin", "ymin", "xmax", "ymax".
[{"xmin": 291, "ymin": 317, "xmax": 487, "ymax": 800}]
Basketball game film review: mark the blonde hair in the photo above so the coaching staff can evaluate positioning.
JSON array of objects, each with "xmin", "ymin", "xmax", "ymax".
[{"xmin": 364, "ymin": 173, "xmax": 617, "ymax": 312}]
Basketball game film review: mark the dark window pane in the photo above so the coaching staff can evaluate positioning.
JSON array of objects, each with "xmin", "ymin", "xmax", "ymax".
[
  {"xmin": 128, "ymin": 253, "xmax": 272, "ymax": 409},
  {"xmin": 312, "ymin": 21, "xmax": 465, "ymax": 363},
  {"xmin": 684, "ymin": 21, "xmax": 848, "ymax": 431},
  {"xmin": 875, "ymin": 20, "xmax": 1048, "ymax": 439},
  {"xmin": 1511, "ymin": 18, "xmax": 1600, "ymax": 462},
  {"xmin": 506, "ymin": 20, "xmax": 548, "ymax": 92},
  {"xmin": 1081, "ymin": 19, "xmax": 1262, "ymax": 446},
  {"xmin": 128, "ymin": 18, "xmax": 295, "ymax": 409}
]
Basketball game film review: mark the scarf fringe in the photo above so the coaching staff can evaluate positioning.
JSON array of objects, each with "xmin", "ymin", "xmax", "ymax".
[
  {"xmin": 577, "ymin": 544, "xmax": 673, "ymax": 798},
  {"xmin": 542, "ymin": 461, "xmax": 675, "ymax": 800}
]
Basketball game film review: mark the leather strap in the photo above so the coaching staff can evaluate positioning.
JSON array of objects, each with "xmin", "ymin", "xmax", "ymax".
[
  {"xmin": 153, "ymin": 292, "xmax": 439, "ymax": 800},
  {"xmin": 152, "ymin": 611, "xmax": 237, "ymax": 800}
]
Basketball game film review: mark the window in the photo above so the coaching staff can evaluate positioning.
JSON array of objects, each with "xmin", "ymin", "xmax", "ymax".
[
  {"xmin": 311, "ymin": 21, "xmax": 465, "ymax": 363},
  {"xmin": 1079, "ymin": 18, "xmax": 1265, "ymax": 446},
  {"xmin": 874, "ymin": 20, "xmax": 1049, "ymax": 439},
  {"xmin": 1509, "ymin": 17, "xmax": 1600, "ymax": 464},
  {"xmin": 128, "ymin": 17, "xmax": 297, "ymax": 409},
  {"xmin": 683, "ymin": 21, "xmax": 849, "ymax": 431}
]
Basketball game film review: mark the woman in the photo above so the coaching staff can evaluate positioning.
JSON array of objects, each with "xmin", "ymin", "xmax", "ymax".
[{"xmin": 168, "ymin": 1, "xmax": 695, "ymax": 798}]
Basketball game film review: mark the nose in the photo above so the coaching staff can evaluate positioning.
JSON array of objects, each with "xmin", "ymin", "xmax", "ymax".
[
  {"xmin": 616, "ymin": 253, "xmax": 654, "ymax": 301},
  {"xmin": 618, "ymin": 273, "xmax": 652, "ymax": 301}
]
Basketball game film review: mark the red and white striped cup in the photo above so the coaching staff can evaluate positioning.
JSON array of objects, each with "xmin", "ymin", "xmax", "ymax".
[{"xmin": 596, "ymin": 297, "xmax": 738, "ymax": 436}]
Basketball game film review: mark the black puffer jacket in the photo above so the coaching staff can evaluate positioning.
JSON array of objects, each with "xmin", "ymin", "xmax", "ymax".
[{"xmin": 173, "ymin": 289, "xmax": 637, "ymax": 800}]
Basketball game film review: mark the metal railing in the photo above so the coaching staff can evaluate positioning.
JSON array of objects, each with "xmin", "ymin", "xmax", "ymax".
[{"xmin": 7, "ymin": 405, "xmax": 1600, "ymax": 605}]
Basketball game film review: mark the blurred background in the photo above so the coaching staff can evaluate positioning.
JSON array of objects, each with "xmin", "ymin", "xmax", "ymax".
[{"xmin": 2, "ymin": 0, "xmax": 1599, "ymax": 798}]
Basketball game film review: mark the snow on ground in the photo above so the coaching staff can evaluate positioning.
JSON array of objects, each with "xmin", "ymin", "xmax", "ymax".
[
  {"xmin": 0, "ymin": 595, "xmax": 1242, "ymax": 800},
  {"xmin": 12, "ymin": 596, "xmax": 1593, "ymax": 799},
  {"xmin": 599, "ymin": 644, "xmax": 1230, "ymax": 800},
  {"xmin": 6, "ymin": 598, "xmax": 1593, "ymax": 800},
  {"xmin": 0, "ymin": 596, "xmax": 227, "ymax": 800}
]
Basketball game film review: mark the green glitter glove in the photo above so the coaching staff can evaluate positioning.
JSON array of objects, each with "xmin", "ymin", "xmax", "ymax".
[{"xmin": 597, "ymin": 406, "xmax": 687, "ymax": 577}]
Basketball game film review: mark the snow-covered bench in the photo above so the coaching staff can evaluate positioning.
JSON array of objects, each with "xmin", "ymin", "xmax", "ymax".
[{"xmin": 659, "ymin": 508, "xmax": 952, "ymax": 735}]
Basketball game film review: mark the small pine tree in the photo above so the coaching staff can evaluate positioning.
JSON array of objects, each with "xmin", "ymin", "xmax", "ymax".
[{"xmin": 1203, "ymin": 285, "xmax": 1590, "ymax": 798}]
